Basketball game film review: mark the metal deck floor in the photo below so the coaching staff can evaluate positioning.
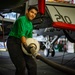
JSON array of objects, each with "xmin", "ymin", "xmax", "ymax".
[{"xmin": 0, "ymin": 51, "xmax": 75, "ymax": 75}]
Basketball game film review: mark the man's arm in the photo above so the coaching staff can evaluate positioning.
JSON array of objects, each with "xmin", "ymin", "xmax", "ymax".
[
  {"xmin": 21, "ymin": 36, "xmax": 32, "ymax": 53},
  {"xmin": 21, "ymin": 36, "xmax": 27, "ymax": 45},
  {"xmin": 21, "ymin": 36, "xmax": 28, "ymax": 48}
]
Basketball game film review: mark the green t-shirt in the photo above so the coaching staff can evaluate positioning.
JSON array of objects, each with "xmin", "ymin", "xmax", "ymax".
[{"xmin": 9, "ymin": 16, "xmax": 33, "ymax": 38}]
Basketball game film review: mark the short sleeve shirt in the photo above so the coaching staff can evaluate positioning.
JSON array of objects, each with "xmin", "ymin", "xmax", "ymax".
[{"xmin": 9, "ymin": 16, "xmax": 33, "ymax": 38}]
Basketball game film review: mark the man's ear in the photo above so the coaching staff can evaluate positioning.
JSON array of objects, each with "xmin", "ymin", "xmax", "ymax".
[{"xmin": 25, "ymin": 10, "xmax": 28, "ymax": 14}]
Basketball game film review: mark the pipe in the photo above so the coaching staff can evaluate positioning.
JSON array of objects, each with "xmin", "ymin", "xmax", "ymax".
[
  {"xmin": 36, "ymin": 55, "xmax": 75, "ymax": 75},
  {"xmin": 38, "ymin": 0, "xmax": 45, "ymax": 15}
]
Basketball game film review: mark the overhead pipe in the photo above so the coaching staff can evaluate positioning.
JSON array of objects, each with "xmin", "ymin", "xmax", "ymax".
[{"xmin": 38, "ymin": 0, "xmax": 45, "ymax": 15}]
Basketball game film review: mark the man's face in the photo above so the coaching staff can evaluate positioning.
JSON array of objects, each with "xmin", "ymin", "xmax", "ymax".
[{"xmin": 27, "ymin": 9, "xmax": 38, "ymax": 21}]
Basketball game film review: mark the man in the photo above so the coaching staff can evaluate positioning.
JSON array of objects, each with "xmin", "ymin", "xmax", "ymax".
[{"xmin": 7, "ymin": 6, "xmax": 38, "ymax": 75}]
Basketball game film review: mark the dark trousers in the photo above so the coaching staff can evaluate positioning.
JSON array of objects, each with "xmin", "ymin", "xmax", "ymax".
[{"xmin": 7, "ymin": 36, "xmax": 37, "ymax": 75}]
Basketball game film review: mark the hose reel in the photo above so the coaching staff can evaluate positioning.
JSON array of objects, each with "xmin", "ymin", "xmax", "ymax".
[{"xmin": 21, "ymin": 38, "xmax": 40, "ymax": 56}]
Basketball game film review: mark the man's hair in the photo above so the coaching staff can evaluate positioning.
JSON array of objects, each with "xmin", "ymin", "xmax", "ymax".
[{"xmin": 28, "ymin": 6, "xmax": 38, "ymax": 12}]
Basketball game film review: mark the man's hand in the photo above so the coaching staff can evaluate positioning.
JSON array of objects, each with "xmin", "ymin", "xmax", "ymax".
[
  {"xmin": 23, "ymin": 43, "xmax": 28, "ymax": 49},
  {"xmin": 21, "ymin": 36, "xmax": 29, "ymax": 50}
]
